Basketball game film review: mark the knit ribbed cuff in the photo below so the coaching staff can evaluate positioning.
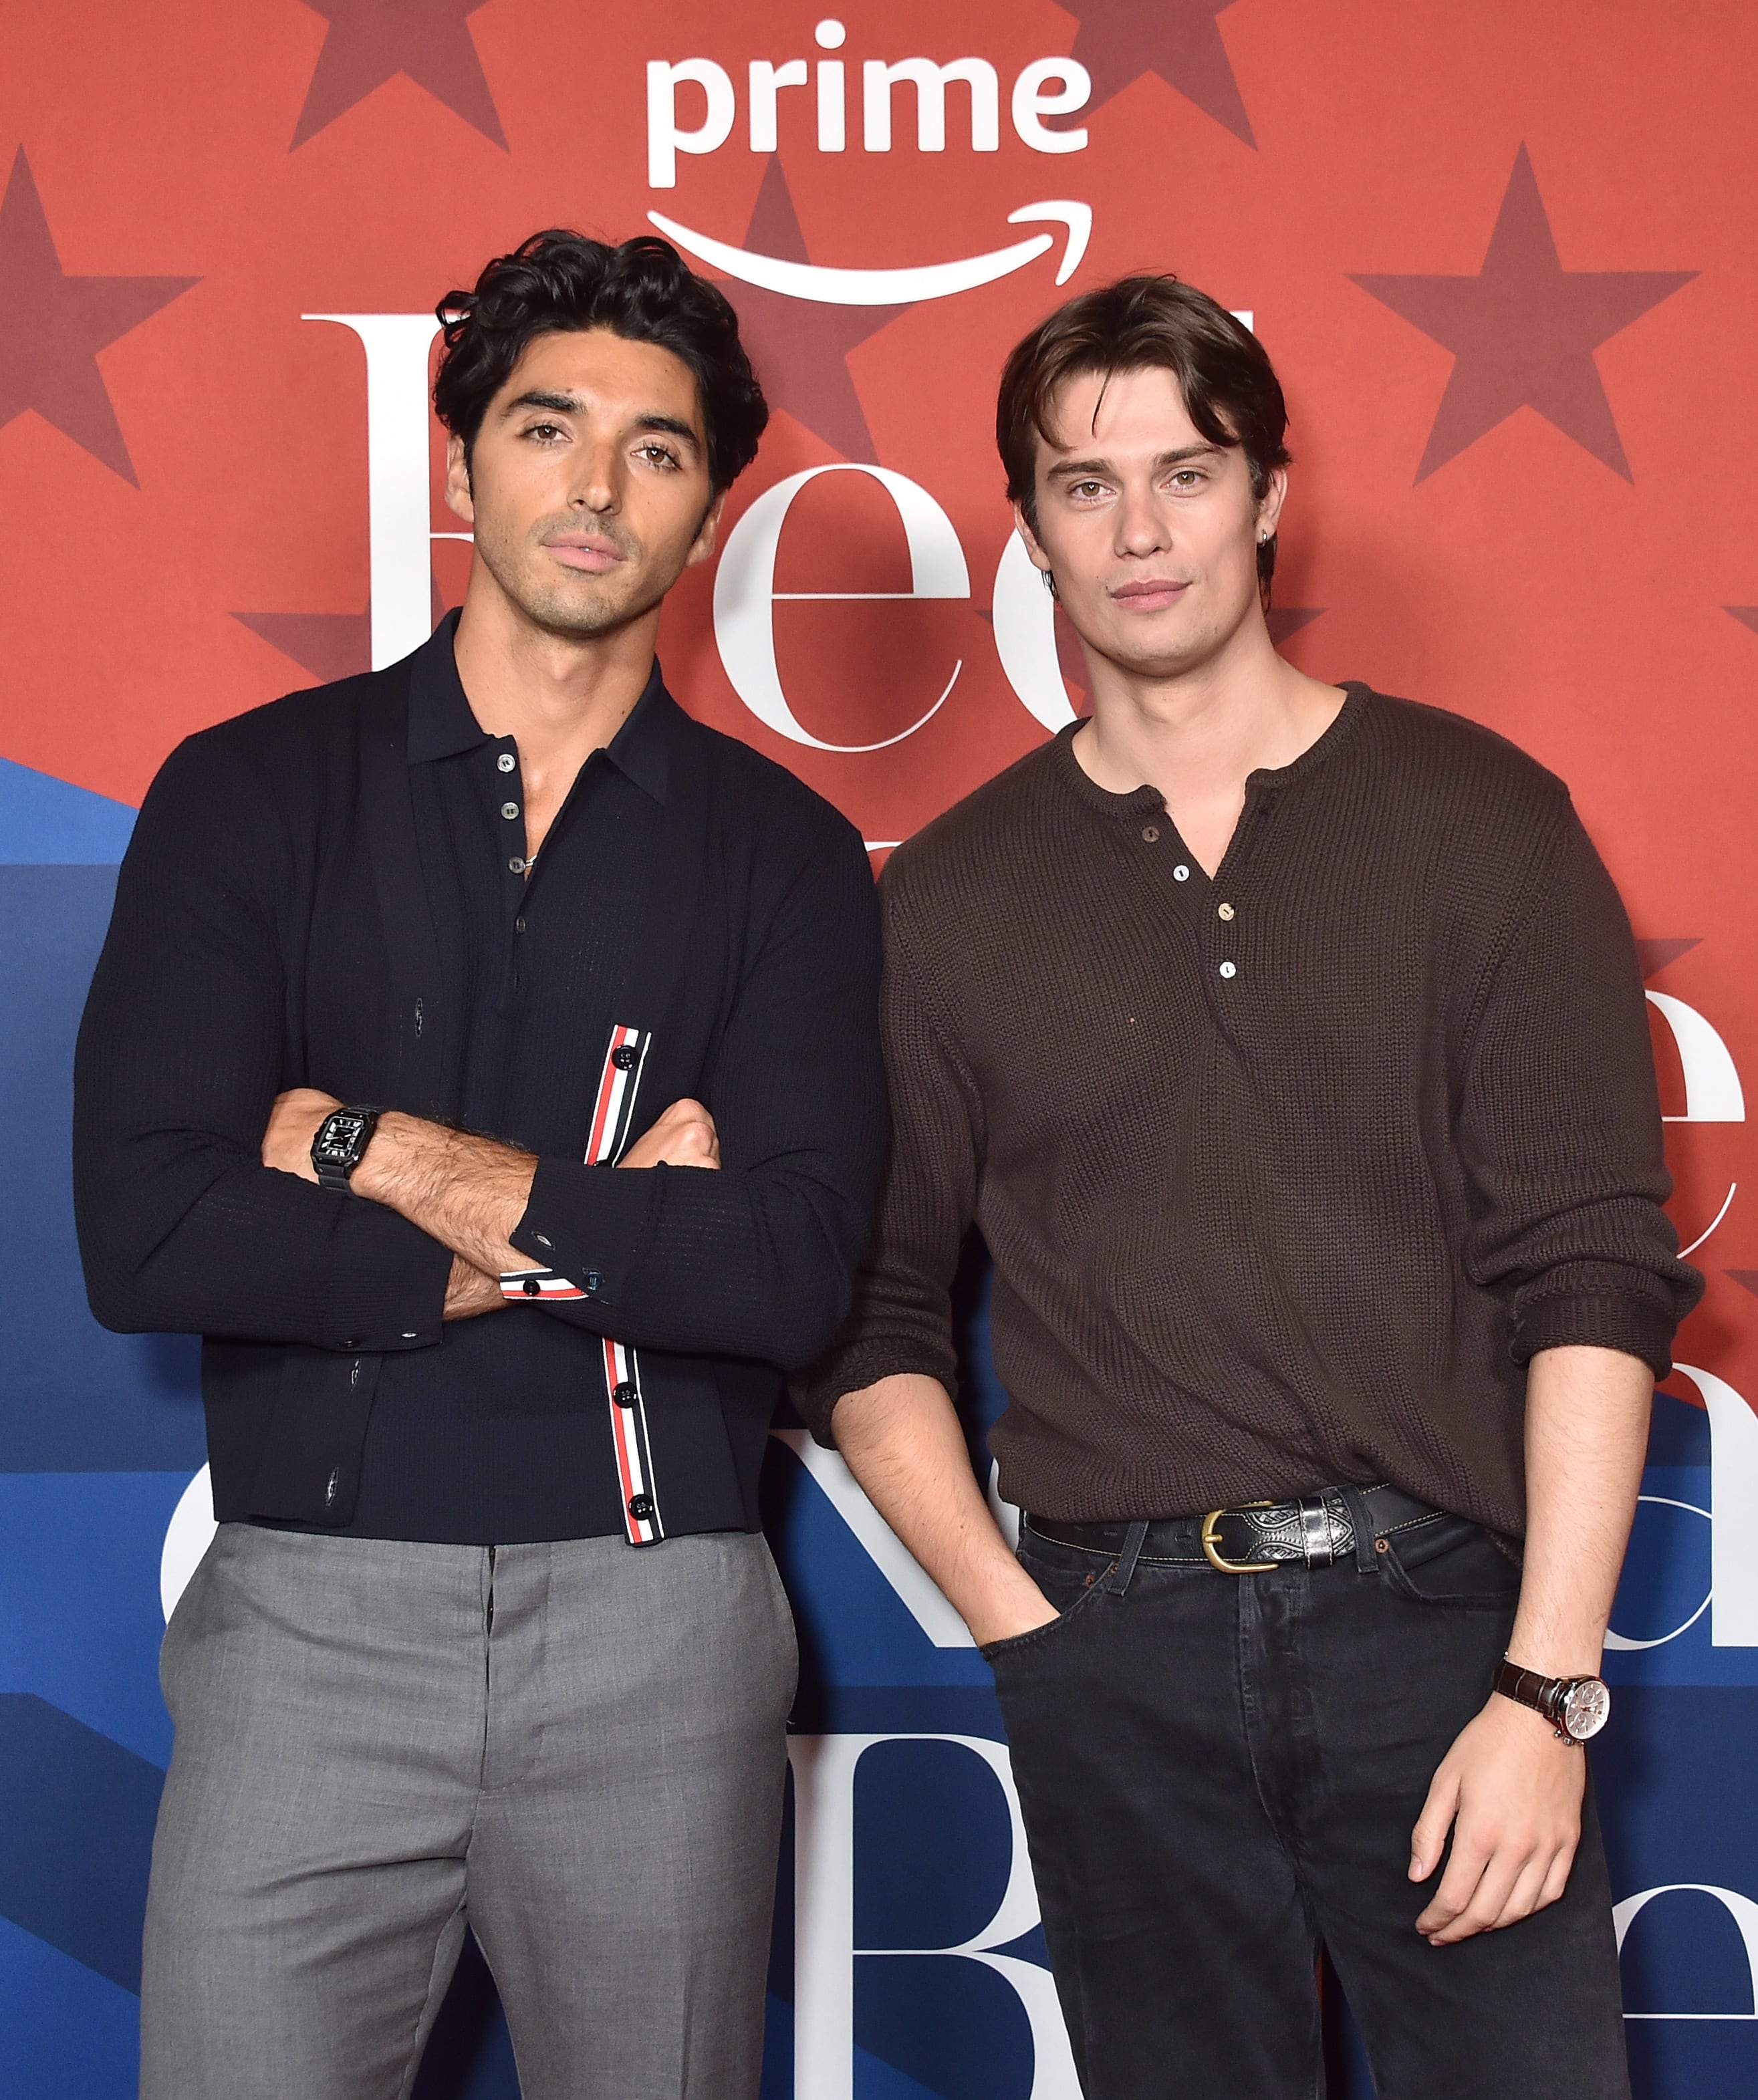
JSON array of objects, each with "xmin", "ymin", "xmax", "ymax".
[
  {"xmin": 1511, "ymin": 1290, "xmax": 1678, "ymax": 1379},
  {"xmin": 797, "ymin": 1339, "xmax": 961, "ymax": 1448}
]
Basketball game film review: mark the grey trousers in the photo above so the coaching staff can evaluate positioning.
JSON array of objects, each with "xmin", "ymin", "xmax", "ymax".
[{"xmin": 140, "ymin": 1525, "xmax": 798, "ymax": 2100}]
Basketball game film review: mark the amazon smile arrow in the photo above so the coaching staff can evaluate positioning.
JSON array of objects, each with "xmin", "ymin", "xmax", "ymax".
[{"xmin": 646, "ymin": 201, "xmax": 1093, "ymax": 307}]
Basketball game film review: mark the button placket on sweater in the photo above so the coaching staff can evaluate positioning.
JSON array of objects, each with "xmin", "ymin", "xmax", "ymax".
[{"xmin": 1205, "ymin": 789, "xmax": 1279, "ymax": 995}]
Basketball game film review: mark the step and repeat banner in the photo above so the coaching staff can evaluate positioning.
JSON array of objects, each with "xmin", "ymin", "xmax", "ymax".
[{"xmin": 3, "ymin": 2, "xmax": 1756, "ymax": 2095}]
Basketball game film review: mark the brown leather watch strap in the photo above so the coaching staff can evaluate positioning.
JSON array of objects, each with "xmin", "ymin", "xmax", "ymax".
[{"xmin": 1494, "ymin": 1658, "xmax": 1564, "ymax": 1730}]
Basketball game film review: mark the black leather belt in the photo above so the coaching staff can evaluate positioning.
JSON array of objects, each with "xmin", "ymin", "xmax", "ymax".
[{"xmin": 1025, "ymin": 1484, "xmax": 1442, "ymax": 1573}]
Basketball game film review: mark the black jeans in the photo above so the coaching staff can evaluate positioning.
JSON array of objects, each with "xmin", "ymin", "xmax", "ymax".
[{"xmin": 984, "ymin": 1512, "xmax": 1630, "ymax": 2100}]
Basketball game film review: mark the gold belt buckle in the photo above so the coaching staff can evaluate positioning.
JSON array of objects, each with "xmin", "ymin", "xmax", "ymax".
[{"xmin": 1201, "ymin": 1499, "xmax": 1279, "ymax": 1574}]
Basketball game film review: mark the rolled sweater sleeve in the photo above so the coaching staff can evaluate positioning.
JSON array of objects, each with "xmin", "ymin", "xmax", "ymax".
[
  {"xmin": 799, "ymin": 880, "xmax": 986, "ymax": 1443},
  {"xmin": 1456, "ymin": 805, "xmax": 1703, "ymax": 1375},
  {"xmin": 73, "ymin": 732, "xmax": 454, "ymax": 1351}
]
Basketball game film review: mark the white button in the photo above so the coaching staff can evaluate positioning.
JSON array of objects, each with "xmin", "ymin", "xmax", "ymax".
[
  {"xmin": 1217, "ymin": 902, "xmax": 1235, "ymax": 922},
  {"xmin": 497, "ymin": 752, "xmax": 516, "ymax": 773},
  {"xmin": 1173, "ymin": 864, "xmax": 1191, "ymax": 882},
  {"xmin": 1219, "ymin": 960, "xmax": 1237, "ymax": 979},
  {"xmin": 501, "ymin": 801, "xmax": 519, "ymax": 820},
  {"xmin": 508, "ymin": 857, "xmax": 526, "ymax": 874}
]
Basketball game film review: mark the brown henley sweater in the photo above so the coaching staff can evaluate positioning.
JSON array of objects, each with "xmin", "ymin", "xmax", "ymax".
[{"xmin": 803, "ymin": 684, "xmax": 1702, "ymax": 1539}]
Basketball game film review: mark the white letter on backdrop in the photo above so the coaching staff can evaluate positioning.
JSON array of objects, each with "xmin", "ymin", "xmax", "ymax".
[
  {"xmin": 991, "ymin": 532, "xmax": 1076, "ymax": 732},
  {"xmin": 1668, "ymin": 1363, "xmax": 1758, "ymax": 1646},
  {"xmin": 1613, "ymin": 1884, "xmax": 1758, "ymax": 2016},
  {"xmin": 863, "ymin": 58, "xmax": 999, "ymax": 152},
  {"xmin": 1011, "ymin": 59, "xmax": 1092, "ymax": 154},
  {"xmin": 1646, "ymin": 993, "xmax": 1746, "ymax": 1122},
  {"xmin": 647, "ymin": 59, "xmax": 735, "ymax": 188},
  {"xmin": 303, "ymin": 313, "xmax": 443, "ymax": 671},
  {"xmin": 750, "ymin": 59, "xmax": 808, "ymax": 152},
  {"xmin": 815, "ymin": 19, "xmax": 847, "ymax": 151},
  {"xmin": 713, "ymin": 463, "xmax": 968, "ymax": 751},
  {"xmin": 790, "ymin": 1734, "xmax": 1082, "ymax": 2100}
]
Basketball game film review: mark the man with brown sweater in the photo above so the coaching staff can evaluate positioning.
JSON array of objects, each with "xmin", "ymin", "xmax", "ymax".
[{"xmin": 803, "ymin": 277, "xmax": 1699, "ymax": 2099}]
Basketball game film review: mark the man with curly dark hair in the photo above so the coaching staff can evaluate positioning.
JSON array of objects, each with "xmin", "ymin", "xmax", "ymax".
[{"xmin": 76, "ymin": 231, "xmax": 887, "ymax": 2100}]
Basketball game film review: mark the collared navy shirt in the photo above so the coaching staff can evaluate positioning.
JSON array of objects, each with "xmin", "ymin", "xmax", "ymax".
[
  {"xmin": 76, "ymin": 616, "xmax": 887, "ymax": 1543},
  {"xmin": 349, "ymin": 612, "xmax": 672, "ymax": 1542}
]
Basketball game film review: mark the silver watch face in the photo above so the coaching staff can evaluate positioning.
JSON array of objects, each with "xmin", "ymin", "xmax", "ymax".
[{"xmin": 1561, "ymin": 1678, "xmax": 1611, "ymax": 1741}]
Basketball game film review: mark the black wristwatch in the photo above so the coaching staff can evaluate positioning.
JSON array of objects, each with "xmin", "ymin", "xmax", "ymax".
[
  {"xmin": 1492, "ymin": 1657, "xmax": 1611, "ymax": 1744},
  {"xmin": 311, "ymin": 1105, "xmax": 382, "ymax": 1193}
]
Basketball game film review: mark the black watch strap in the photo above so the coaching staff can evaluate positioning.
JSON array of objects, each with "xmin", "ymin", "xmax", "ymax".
[{"xmin": 311, "ymin": 1105, "xmax": 382, "ymax": 1193}]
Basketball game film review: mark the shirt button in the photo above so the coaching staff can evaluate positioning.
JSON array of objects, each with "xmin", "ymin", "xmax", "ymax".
[
  {"xmin": 1219, "ymin": 960, "xmax": 1237, "ymax": 979},
  {"xmin": 497, "ymin": 752, "xmax": 516, "ymax": 773},
  {"xmin": 508, "ymin": 857, "xmax": 526, "ymax": 874},
  {"xmin": 514, "ymin": 916, "xmax": 527, "ymax": 934},
  {"xmin": 1173, "ymin": 864, "xmax": 1191, "ymax": 882},
  {"xmin": 628, "ymin": 1493, "xmax": 656, "ymax": 1522},
  {"xmin": 1218, "ymin": 902, "xmax": 1235, "ymax": 922},
  {"xmin": 585, "ymin": 1269, "xmax": 602, "ymax": 1293},
  {"xmin": 1140, "ymin": 824, "xmax": 1159, "ymax": 843},
  {"xmin": 612, "ymin": 1380, "xmax": 639, "ymax": 1408},
  {"xmin": 501, "ymin": 801, "xmax": 519, "ymax": 821},
  {"xmin": 612, "ymin": 1045, "xmax": 639, "ymax": 1070}
]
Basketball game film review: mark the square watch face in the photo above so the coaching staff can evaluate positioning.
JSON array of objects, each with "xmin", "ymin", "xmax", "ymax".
[{"xmin": 316, "ymin": 1113, "xmax": 367, "ymax": 1162}]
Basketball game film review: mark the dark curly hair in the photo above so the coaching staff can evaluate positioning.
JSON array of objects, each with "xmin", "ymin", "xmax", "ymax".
[
  {"xmin": 434, "ymin": 231, "xmax": 768, "ymax": 493},
  {"xmin": 997, "ymin": 275, "xmax": 1291, "ymax": 596}
]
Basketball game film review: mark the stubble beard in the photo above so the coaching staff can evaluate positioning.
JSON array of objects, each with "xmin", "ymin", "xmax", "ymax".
[{"xmin": 476, "ymin": 513, "xmax": 669, "ymax": 642}]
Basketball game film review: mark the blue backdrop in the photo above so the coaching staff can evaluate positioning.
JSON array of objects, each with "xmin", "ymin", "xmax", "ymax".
[{"xmin": 3, "ymin": 757, "xmax": 1755, "ymax": 2098}]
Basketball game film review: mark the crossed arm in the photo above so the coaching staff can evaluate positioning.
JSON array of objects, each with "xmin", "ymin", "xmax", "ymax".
[{"xmin": 260, "ymin": 1090, "xmax": 721, "ymax": 1319}]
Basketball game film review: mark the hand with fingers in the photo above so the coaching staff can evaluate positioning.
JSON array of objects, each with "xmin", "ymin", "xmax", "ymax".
[
  {"xmin": 1409, "ymin": 1694, "xmax": 1587, "ymax": 1946},
  {"xmin": 260, "ymin": 1086, "xmax": 343, "ymax": 1180},
  {"xmin": 618, "ymin": 1097, "xmax": 721, "ymax": 1170}
]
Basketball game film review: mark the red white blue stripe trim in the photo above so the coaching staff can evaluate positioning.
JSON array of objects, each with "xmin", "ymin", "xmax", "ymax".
[
  {"xmin": 586, "ymin": 1023, "xmax": 651, "ymax": 1166},
  {"xmin": 498, "ymin": 1025, "xmax": 666, "ymax": 1546},
  {"xmin": 500, "ymin": 1269, "xmax": 585, "ymax": 1301},
  {"xmin": 602, "ymin": 1336, "xmax": 662, "ymax": 1545}
]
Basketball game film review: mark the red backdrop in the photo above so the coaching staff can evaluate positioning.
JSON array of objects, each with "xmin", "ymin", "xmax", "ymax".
[
  {"xmin": 3, "ymin": 4, "xmax": 1757, "ymax": 2089},
  {"xmin": 3, "ymin": 5, "xmax": 1751, "ymax": 1390}
]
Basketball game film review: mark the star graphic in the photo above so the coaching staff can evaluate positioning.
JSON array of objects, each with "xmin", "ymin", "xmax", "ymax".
[
  {"xmin": 1267, "ymin": 606, "xmax": 1324, "ymax": 647},
  {"xmin": 1636, "ymin": 938, "xmax": 1701, "ymax": 978},
  {"xmin": 291, "ymin": 0, "xmax": 507, "ymax": 150},
  {"xmin": 235, "ymin": 579, "xmax": 447, "ymax": 683},
  {"xmin": 0, "ymin": 150, "xmax": 197, "ymax": 486},
  {"xmin": 721, "ymin": 160, "xmax": 905, "ymax": 461},
  {"xmin": 1351, "ymin": 146, "xmax": 1694, "ymax": 483},
  {"xmin": 1065, "ymin": 0, "xmax": 1255, "ymax": 146},
  {"xmin": 233, "ymin": 605, "xmax": 372, "ymax": 683}
]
